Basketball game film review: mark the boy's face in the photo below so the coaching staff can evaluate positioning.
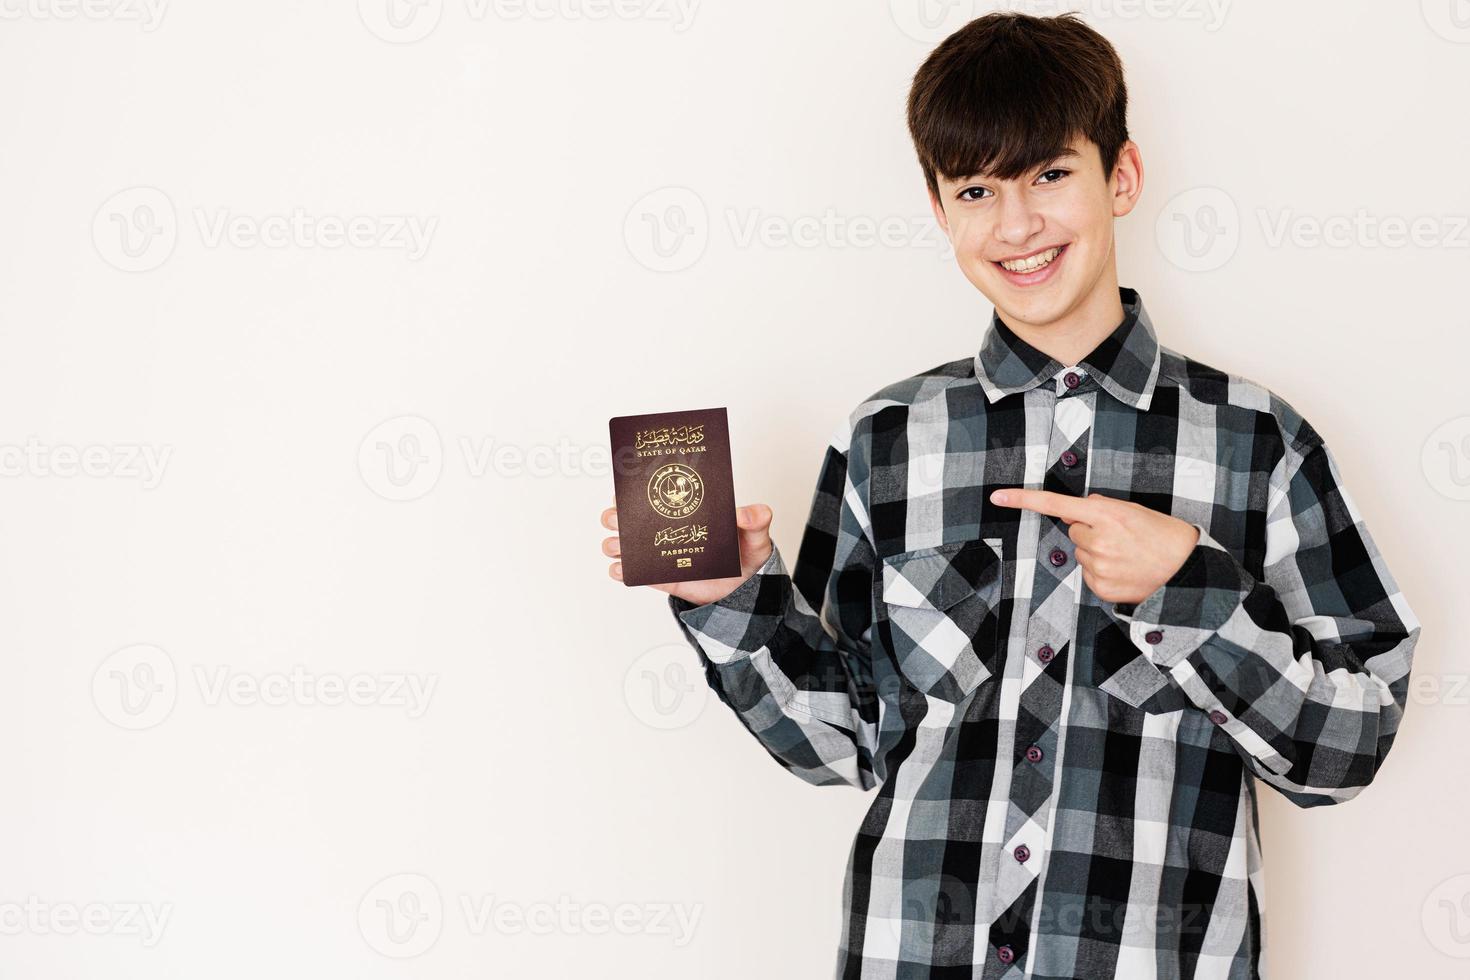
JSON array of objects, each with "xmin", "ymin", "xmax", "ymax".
[{"xmin": 928, "ymin": 137, "xmax": 1142, "ymax": 331}]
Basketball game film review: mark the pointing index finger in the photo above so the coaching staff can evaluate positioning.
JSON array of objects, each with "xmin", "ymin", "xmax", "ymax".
[{"xmin": 990, "ymin": 488, "xmax": 1096, "ymax": 525}]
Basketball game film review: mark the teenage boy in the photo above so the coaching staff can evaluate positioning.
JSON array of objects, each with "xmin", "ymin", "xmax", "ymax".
[{"xmin": 600, "ymin": 12, "xmax": 1419, "ymax": 978}]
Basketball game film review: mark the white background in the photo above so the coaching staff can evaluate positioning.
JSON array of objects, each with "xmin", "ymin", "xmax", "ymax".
[{"xmin": 1, "ymin": 1, "xmax": 1467, "ymax": 977}]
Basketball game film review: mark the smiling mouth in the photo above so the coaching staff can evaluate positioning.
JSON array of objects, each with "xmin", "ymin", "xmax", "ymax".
[{"xmin": 994, "ymin": 244, "xmax": 1067, "ymax": 273}]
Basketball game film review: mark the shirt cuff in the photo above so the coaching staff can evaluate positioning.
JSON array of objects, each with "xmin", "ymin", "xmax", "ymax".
[
  {"xmin": 667, "ymin": 544, "xmax": 787, "ymax": 664},
  {"xmin": 1107, "ymin": 522, "xmax": 1253, "ymax": 669}
]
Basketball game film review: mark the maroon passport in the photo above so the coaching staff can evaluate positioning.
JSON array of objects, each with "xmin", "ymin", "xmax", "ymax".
[{"xmin": 608, "ymin": 407, "xmax": 742, "ymax": 587}]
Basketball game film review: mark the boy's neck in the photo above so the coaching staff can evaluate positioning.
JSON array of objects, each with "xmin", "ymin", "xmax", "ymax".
[{"xmin": 996, "ymin": 275, "xmax": 1128, "ymax": 369}]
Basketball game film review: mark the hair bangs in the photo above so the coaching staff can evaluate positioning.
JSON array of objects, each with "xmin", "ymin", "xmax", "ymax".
[{"xmin": 907, "ymin": 12, "xmax": 1129, "ymax": 200}]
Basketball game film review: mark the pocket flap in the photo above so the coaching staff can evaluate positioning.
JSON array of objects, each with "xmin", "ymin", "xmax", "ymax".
[
  {"xmin": 881, "ymin": 537, "xmax": 1003, "ymax": 611},
  {"xmin": 1092, "ymin": 616, "xmax": 1186, "ymax": 712},
  {"xmin": 1098, "ymin": 654, "xmax": 1172, "ymax": 709}
]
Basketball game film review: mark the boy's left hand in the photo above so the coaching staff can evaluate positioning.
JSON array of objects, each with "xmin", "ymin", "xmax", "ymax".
[{"xmin": 989, "ymin": 488, "xmax": 1200, "ymax": 605}]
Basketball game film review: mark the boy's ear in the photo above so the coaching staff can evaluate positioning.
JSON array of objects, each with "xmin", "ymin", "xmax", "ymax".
[{"xmin": 1110, "ymin": 139, "xmax": 1144, "ymax": 218}]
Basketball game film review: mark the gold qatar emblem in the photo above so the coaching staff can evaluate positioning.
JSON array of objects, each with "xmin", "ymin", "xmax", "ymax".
[{"xmin": 647, "ymin": 462, "xmax": 705, "ymax": 519}]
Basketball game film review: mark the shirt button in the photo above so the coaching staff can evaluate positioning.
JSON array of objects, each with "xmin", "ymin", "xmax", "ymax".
[
  {"xmin": 1060, "ymin": 449, "xmax": 1078, "ymax": 467},
  {"xmin": 1025, "ymin": 745, "xmax": 1044, "ymax": 764},
  {"xmin": 1049, "ymin": 548, "xmax": 1067, "ymax": 567},
  {"xmin": 1209, "ymin": 709, "xmax": 1229, "ymax": 725},
  {"xmin": 1037, "ymin": 645, "xmax": 1054, "ymax": 664},
  {"xmin": 1013, "ymin": 844, "xmax": 1030, "ymax": 863},
  {"xmin": 1145, "ymin": 629, "xmax": 1164, "ymax": 645},
  {"xmin": 997, "ymin": 945, "xmax": 1016, "ymax": 964},
  {"xmin": 1064, "ymin": 371, "xmax": 1081, "ymax": 389}
]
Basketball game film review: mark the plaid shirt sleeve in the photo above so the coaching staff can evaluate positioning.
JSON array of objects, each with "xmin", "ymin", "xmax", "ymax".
[
  {"xmin": 1108, "ymin": 428, "xmax": 1421, "ymax": 807},
  {"xmin": 666, "ymin": 419, "xmax": 881, "ymax": 790}
]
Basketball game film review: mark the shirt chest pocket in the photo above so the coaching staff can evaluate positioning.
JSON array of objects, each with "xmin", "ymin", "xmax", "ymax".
[{"xmin": 877, "ymin": 536, "xmax": 1005, "ymax": 703}]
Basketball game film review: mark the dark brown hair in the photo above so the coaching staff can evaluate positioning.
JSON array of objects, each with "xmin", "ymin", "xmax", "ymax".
[{"xmin": 906, "ymin": 12, "xmax": 1129, "ymax": 201}]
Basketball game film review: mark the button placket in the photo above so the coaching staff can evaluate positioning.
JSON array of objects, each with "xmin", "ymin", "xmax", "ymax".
[
  {"xmin": 994, "ymin": 382, "xmax": 1097, "ymax": 942},
  {"xmin": 981, "ymin": 379, "xmax": 1099, "ymax": 957}
]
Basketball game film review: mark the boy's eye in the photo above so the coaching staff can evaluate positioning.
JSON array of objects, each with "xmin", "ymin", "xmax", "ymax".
[{"xmin": 956, "ymin": 168, "xmax": 1068, "ymax": 201}]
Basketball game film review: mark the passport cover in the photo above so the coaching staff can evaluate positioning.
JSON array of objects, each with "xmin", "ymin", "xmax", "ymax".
[{"xmin": 608, "ymin": 407, "xmax": 742, "ymax": 587}]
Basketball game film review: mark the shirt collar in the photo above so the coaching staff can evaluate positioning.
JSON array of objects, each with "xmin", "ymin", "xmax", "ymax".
[{"xmin": 973, "ymin": 286, "xmax": 1162, "ymax": 411}]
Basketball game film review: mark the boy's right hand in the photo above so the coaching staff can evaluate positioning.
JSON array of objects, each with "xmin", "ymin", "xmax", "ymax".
[{"xmin": 601, "ymin": 503, "xmax": 774, "ymax": 606}]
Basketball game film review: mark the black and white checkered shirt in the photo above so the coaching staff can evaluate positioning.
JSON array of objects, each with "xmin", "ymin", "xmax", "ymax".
[{"xmin": 668, "ymin": 286, "xmax": 1420, "ymax": 979}]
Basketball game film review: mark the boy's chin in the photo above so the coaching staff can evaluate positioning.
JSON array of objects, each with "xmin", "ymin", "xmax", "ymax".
[{"xmin": 968, "ymin": 270, "xmax": 1073, "ymax": 324}]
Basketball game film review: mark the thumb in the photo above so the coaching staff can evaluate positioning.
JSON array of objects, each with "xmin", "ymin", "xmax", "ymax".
[{"xmin": 736, "ymin": 503, "xmax": 773, "ymax": 548}]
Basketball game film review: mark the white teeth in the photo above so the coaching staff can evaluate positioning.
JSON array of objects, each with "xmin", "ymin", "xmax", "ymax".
[{"xmin": 1000, "ymin": 246, "xmax": 1062, "ymax": 273}]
